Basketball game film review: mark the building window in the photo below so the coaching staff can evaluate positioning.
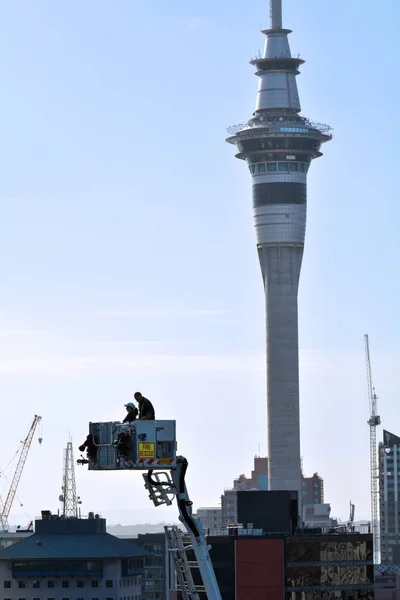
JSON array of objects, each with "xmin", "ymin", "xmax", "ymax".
[
  {"xmin": 33, "ymin": 581, "xmax": 40, "ymax": 588},
  {"xmin": 48, "ymin": 581, "xmax": 55, "ymax": 588},
  {"xmin": 278, "ymin": 162, "xmax": 288, "ymax": 171},
  {"xmin": 258, "ymin": 163, "xmax": 266, "ymax": 173},
  {"xmin": 280, "ymin": 127, "xmax": 309, "ymax": 133},
  {"xmin": 289, "ymin": 162, "xmax": 298, "ymax": 172},
  {"xmin": 106, "ymin": 580, "xmax": 114, "ymax": 588},
  {"xmin": 18, "ymin": 582, "xmax": 26, "ymax": 588},
  {"xmin": 62, "ymin": 581, "xmax": 70, "ymax": 588},
  {"xmin": 77, "ymin": 580, "xmax": 84, "ymax": 588},
  {"xmin": 267, "ymin": 162, "xmax": 277, "ymax": 171},
  {"xmin": 91, "ymin": 580, "xmax": 99, "ymax": 588},
  {"xmin": 4, "ymin": 582, "xmax": 11, "ymax": 588},
  {"xmin": 299, "ymin": 163, "xmax": 305, "ymax": 172}
]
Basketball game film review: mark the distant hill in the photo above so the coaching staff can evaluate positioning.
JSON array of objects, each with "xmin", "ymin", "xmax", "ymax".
[{"xmin": 107, "ymin": 522, "xmax": 179, "ymax": 537}]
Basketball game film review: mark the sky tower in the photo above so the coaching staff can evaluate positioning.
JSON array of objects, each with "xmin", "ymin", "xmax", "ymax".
[{"xmin": 227, "ymin": 0, "xmax": 332, "ymax": 493}]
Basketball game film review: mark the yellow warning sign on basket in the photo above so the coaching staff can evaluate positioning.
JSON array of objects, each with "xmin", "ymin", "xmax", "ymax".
[{"xmin": 138, "ymin": 442, "xmax": 155, "ymax": 459}]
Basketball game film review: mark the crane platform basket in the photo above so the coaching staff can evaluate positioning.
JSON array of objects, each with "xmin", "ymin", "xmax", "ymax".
[{"xmin": 85, "ymin": 420, "xmax": 177, "ymax": 470}]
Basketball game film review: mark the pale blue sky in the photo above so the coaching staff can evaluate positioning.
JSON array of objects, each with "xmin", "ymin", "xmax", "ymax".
[{"xmin": 0, "ymin": 0, "xmax": 399, "ymax": 527}]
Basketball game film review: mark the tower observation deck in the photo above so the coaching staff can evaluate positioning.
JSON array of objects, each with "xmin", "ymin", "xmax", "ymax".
[{"xmin": 226, "ymin": 0, "xmax": 332, "ymax": 494}]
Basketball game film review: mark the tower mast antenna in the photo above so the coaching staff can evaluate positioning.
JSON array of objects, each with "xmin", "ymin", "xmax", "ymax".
[
  {"xmin": 60, "ymin": 441, "xmax": 81, "ymax": 518},
  {"xmin": 270, "ymin": 0, "xmax": 282, "ymax": 29}
]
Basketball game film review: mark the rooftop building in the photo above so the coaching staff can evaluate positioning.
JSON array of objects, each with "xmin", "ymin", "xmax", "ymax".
[
  {"xmin": 194, "ymin": 508, "xmax": 223, "ymax": 531},
  {"xmin": 302, "ymin": 502, "xmax": 337, "ymax": 529},
  {"xmin": 175, "ymin": 491, "xmax": 374, "ymax": 600},
  {"xmin": 122, "ymin": 532, "xmax": 169, "ymax": 600},
  {"xmin": 301, "ymin": 471, "xmax": 324, "ymax": 505},
  {"xmin": 0, "ymin": 511, "xmax": 149, "ymax": 599},
  {"xmin": 0, "ymin": 530, "xmax": 33, "ymax": 551},
  {"xmin": 220, "ymin": 456, "xmax": 269, "ymax": 527}
]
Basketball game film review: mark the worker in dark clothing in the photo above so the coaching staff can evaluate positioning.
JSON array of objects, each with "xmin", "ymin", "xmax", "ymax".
[
  {"xmin": 78, "ymin": 434, "xmax": 98, "ymax": 463},
  {"xmin": 123, "ymin": 402, "xmax": 138, "ymax": 423},
  {"xmin": 80, "ymin": 402, "xmax": 138, "ymax": 458},
  {"xmin": 117, "ymin": 402, "xmax": 138, "ymax": 457},
  {"xmin": 134, "ymin": 391, "xmax": 155, "ymax": 420}
]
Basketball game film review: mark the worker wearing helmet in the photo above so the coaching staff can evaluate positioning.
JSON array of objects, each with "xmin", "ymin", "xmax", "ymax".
[
  {"xmin": 123, "ymin": 401, "xmax": 138, "ymax": 423},
  {"xmin": 134, "ymin": 392, "xmax": 155, "ymax": 420}
]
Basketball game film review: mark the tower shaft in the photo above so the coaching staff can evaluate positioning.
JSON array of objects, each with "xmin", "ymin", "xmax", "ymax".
[{"xmin": 261, "ymin": 245, "xmax": 302, "ymax": 490}]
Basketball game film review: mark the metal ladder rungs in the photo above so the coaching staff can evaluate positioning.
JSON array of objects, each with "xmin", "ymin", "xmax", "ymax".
[{"xmin": 165, "ymin": 525, "xmax": 200, "ymax": 600}]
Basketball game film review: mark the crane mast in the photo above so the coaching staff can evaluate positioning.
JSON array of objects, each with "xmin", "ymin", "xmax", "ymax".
[
  {"xmin": 0, "ymin": 415, "xmax": 42, "ymax": 531},
  {"xmin": 364, "ymin": 335, "xmax": 381, "ymax": 563}
]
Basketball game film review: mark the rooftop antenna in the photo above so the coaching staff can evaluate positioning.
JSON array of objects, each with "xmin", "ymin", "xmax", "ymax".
[
  {"xmin": 347, "ymin": 501, "xmax": 355, "ymax": 532},
  {"xmin": 270, "ymin": 0, "xmax": 282, "ymax": 29},
  {"xmin": 59, "ymin": 441, "xmax": 82, "ymax": 518}
]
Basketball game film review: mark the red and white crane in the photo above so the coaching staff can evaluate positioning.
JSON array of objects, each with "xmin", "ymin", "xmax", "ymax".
[{"xmin": 0, "ymin": 415, "xmax": 42, "ymax": 532}]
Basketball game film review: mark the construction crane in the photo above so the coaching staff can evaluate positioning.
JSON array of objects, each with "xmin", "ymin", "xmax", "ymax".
[
  {"xmin": 0, "ymin": 415, "xmax": 42, "ymax": 532},
  {"xmin": 365, "ymin": 334, "xmax": 381, "ymax": 563},
  {"xmin": 78, "ymin": 419, "xmax": 222, "ymax": 600},
  {"xmin": 59, "ymin": 441, "xmax": 82, "ymax": 518}
]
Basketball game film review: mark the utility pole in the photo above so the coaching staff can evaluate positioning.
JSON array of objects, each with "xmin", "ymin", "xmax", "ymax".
[
  {"xmin": 365, "ymin": 334, "xmax": 381, "ymax": 563},
  {"xmin": 60, "ymin": 441, "xmax": 81, "ymax": 518}
]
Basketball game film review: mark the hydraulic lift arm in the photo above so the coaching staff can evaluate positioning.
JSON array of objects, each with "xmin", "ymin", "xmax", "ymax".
[{"xmin": 143, "ymin": 456, "xmax": 222, "ymax": 600}]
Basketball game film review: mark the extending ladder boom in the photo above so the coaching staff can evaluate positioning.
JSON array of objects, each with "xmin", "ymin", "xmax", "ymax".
[
  {"xmin": 143, "ymin": 456, "xmax": 222, "ymax": 600},
  {"xmin": 165, "ymin": 525, "xmax": 200, "ymax": 600}
]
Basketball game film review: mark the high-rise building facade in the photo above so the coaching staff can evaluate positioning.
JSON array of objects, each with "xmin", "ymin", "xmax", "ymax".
[
  {"xmin": 124, "ymin": 532, "xmax": 168, "ymax": 600},
  {"xmin": 195, "ymin": 507, "xmax": 223, "ymax": 531},
  {"xmin": 302, "ymin": 472, "xmax": 324, "ymax": 505},
  {"xmin": 220, "ymin": 457, "xmax": 269, "ymax": 526},
  {"xmin": 379, "ymin": 430, "xmax": 400, "ymax": 563},
  {"xmin": 227, "ymin": 0, "xmax": 332, "ymax": 493}
]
